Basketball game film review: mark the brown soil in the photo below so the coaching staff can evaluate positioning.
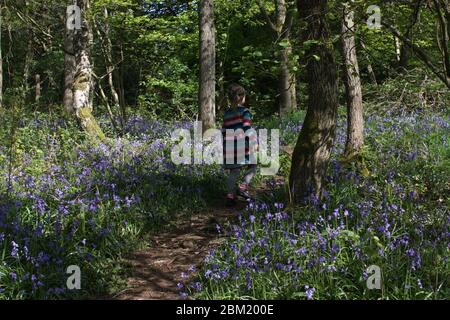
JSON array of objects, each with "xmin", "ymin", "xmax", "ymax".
[
  {"xmin": 112, "ymin": 203, "xmax": 245, "ymax": 300},
  {"xmin": 111, "ymin": 177, "xmax": 285, "ymax": 300}
]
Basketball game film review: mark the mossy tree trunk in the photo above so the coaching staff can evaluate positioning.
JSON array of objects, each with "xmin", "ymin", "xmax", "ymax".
[
  {"xmin": 72, "ymin": 0, "xmax": 105, "ymax": 140},
  {"xmin": 341, "ymin": 5, "xmax": 364, "ymax": 159},
  {"xmin": 289, "ymin": 0, "xmax": 339, "ymax": 203}
]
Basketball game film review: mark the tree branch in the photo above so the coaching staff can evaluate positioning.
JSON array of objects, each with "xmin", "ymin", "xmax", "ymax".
[
  {"xmin": 381, "ymin": 20, "xmax": 450, "ymax": 88},
  {"xmin": 256, "ymin": 0, "xmax": 278, "ymax": 32}
]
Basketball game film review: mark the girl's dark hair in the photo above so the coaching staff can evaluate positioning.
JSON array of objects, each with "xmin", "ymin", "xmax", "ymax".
[{"xmin": 227, "ymin": 84, "xmax": 246, "ymax": 106}]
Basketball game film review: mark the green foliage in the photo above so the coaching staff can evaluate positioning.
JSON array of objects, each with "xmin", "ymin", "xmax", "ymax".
[{"xmin": 138, "ymin": 58, "xmax": 198, "ymax": 119}]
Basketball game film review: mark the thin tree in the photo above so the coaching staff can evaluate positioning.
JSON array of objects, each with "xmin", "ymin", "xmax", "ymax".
[
  {"xmin": 22, "ymin": 1, "xmax": 32, "ymax": 101},
  {"xmin": 35, "ymin": 73, "xmax": 40, "ymax": 103},
  {"xmin": 257, "ymin": 0, "xmax": 297, "ymax": 116},
  {"xmin": 101, "ymin": 6, "xmax": 124, "ymax": 129},
  {"xmin": 398, "ymin": 0, "xmax": 422, "ymax": 70},
  {"xmin": 199, "ymin": 0, "xmax": 216, "ymax": 131},
  {"xmin": 382, "ymin": 0, "xmax": 450, "ymax": 89},
  {"xmin": 431, "ymin": 0, "xmax": 450, "ymax": 84},
  {"xmin": 92, "ymin": 6, "xmax": 122, "ymax": 134},
  {"xmin": 359, "ymin": 39, "xmax": 378, "ymax": 85},
  {"xmin": 341, "ymin": 3, "xmax": 364, "ymax": 159},
  {"xmin": 64, "ymin": 1, "xmax": 77, "ymax": 114},
  {"xmin": 93, "ymin": 6, "xmax": 126, "ymax": 129},
  {"xmin": 289, "ymin": 0, "xmax": 339, "ymax": 202}
]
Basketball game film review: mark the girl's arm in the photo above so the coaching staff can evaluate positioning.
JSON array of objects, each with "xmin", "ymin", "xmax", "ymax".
[
  {"xmin": 242, "ymin": 109, "xmax": 253, "ymax": 131},
  {"xmin": 243, "ymin": 109, "xmax": 258, "ymax": 150}
]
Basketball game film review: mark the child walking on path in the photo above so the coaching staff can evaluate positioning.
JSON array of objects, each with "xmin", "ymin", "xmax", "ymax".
[{"xmin": 222, "ymin": 84, "xmax": 258, "ymax": 207}]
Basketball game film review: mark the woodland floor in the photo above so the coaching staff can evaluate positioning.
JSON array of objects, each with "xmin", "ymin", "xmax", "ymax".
[{"xmin": 111, "ymin": 177, "xmax": 284, "ymax": 300}]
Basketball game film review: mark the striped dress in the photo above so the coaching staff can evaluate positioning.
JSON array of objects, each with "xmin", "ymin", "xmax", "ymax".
[{"xmin": 222, "ymin": 106, "xmax": 257, "ymax": 169}]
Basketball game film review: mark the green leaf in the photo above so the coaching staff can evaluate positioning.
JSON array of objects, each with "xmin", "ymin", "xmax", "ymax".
[{"xmin": 278, "ymin": 40, "xmax": 290, "ymax": 48}]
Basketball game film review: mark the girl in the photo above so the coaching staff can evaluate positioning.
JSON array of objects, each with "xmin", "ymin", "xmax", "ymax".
[{"xmin": 222, "ymin": 84, "xmax": 258, "ymax": 207}]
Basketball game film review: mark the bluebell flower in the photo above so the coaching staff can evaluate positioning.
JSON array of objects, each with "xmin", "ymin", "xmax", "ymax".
[
  {"xmin": 11, "ymin": 241, "xmax": 19, "ymax": 258},
  {"xmin": 188, "ymin": 265, "xmax": 196, "ymax": 273},
  {"xmin": 190, "ymin": 282, "xmax": 202, "ymax": 291},
  {"xmin": 304, "ymin": 286, "xmax": 315, "ymax": 300}
]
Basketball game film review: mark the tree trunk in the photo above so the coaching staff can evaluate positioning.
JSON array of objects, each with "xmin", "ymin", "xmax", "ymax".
[
  {"xmin": 433, "ymin": 0, "xmax": 450, "ymax": 81},
  {"xmin": 118, "ymin": 43, "xmax": 126, "ymax": 115},
  {"xmin": 359, "ymin": 39, "xmax": 377, "ymax": 85},
  {"xmin": 199, "ymin": 0, "xmax": 216, "ymax": 131},
  {"xmin": 291, "ymin": 73, "xmax": 297, "ymax": 110},
  {"xmin": 399, "ymin": 0, "xmax": 423, "ymax": 70},
  {"xmin": 279, "ymin": 14, "xmax": 297, "ymax": 116},
  {"xmin": 97, "ymin": 75, "xmax": 119, "ymax": 133},
  {"xmin": 22, "ymin": 1, "xmax": 32, "ymax": 101},
  {"xmin": 257, "ymin": 0, "xmax": 297, "ymax": 116},
  {"xmin": 23, "ymin": 38, "xmax": 33, "ymax": 100},
  {"xmin": 93, "ymin": 7, "xmax": 124, "ymax": 132},
  {"xmin": 276, "ymin": 0, "xmax": 292, "ymax": 116},
  {"xmin": 341, "ymin": 6, "xmax": 364, "ymax": 159},
  {"xmin": 64, "ymin": 2, "xmax": 77, "ymax": 114},
  {"xmin": 289, "ymin": 0, "xmax": 339, "ymax": 203},
  {"xmin": 35, "ymin": 74, "xmax": 41, "ymax": 103},
  {"xmin": 102, "ymin": 7, "xmax": 123, "ymax": 129},
  {"xmin": 73, "ymin": 0, "xmax": 105, "ymax": 140},
  {"xmin": 399, "ymin": 42, "xmax": 410, "ymax": 69},
  {"xmin": 279, "ymin": 44, "xmax": 293, "ymax": 115}
]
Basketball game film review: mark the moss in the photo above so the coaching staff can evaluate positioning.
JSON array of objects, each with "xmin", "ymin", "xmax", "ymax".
[
  {"xmin": 76, "ymin": 106, "xmax": 106, "ymax": 141},
  {"xmin": 73, "ymin": 74, "xmax": 90, "ymax": 91},
  {"xmin": 339, "ymin": 150, "xmax": 371, "ymax": 178}
]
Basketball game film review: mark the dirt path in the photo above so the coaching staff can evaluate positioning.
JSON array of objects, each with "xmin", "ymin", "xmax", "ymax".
[
  {"xmin": 112, "ymin": 203, "xmax": 245, "ymax": 300},
  {"xmin": 112, "ymin": 177, "xmax": 285, "ymax": 300}
]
